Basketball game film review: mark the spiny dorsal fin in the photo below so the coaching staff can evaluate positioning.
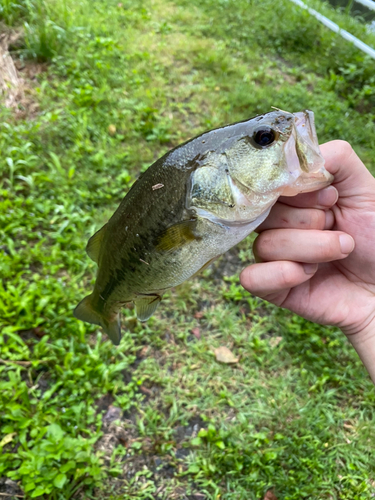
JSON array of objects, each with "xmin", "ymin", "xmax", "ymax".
[
  {"xmin": 156, "ymin": 219, "xmax": 198, "ymax": 253},
  {"xmin": 86, "ymin": 223, "xmax": 108, "ymax": 264},
  {"xmin": 134, "ymin": 295, "xmax": 162, "ymax": 322}
]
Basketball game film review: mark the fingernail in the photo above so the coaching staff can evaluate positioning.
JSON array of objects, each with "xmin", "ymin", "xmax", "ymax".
[
  {"xmin": 339, "ymin": 234, "xmax": 355, "ymax": 254},
  {"xmin": 303, "ymin": 263, "xmax": 318, "ymax": 274},
  {"xmin": 317, "ymin": 186, "xmax": 338, "ymax": 207}
]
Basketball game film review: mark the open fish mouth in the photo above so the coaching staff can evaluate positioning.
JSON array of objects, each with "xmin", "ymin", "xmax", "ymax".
[{"xmin": 281, "ymin": 110, "xmax": 334, "ymax": 196}]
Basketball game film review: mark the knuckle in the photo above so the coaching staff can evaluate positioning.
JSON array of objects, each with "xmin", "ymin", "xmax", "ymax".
[
  {"xmin": 278, "ymin": 264, "xmax": 296, "ymax": 289},
  {"xmin": 331, "ymin": 140, "xmax": 354, "ymax": 162},
  {"xmin": 254, "ymin": 231, "xmax": 275, "ymax": 259}
]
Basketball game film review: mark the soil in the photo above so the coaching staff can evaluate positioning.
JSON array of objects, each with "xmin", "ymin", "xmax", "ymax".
[
  {"xmin": 0, "ymin": 477, "xmax": 24, "ymax": 499},
  {"xmin": 92, "ymin": 395, "xmax": 208, "ymax": 499}
]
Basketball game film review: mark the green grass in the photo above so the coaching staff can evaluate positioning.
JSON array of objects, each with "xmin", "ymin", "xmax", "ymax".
[{"xmin": 1, "ymin": 0, "xmax": 375, "ymax": 498}]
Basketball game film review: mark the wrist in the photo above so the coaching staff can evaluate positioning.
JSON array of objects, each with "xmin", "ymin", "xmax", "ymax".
[{"xmin": 343, "ymin": 321, "xmax": 375, "ymax": 385}]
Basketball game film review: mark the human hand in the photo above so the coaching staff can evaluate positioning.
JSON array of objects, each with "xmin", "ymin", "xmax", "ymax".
[{"xmin": 240, "ymin": 141, "xmax": 375, "ymax": 382}]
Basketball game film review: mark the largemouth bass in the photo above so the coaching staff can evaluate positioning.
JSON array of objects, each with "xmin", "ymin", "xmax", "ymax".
[{"xmin": 74, "ymin": 110, "xmax": 333, "ymax": 344}]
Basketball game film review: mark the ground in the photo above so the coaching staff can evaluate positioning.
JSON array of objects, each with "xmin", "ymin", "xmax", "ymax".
[{"xmin": 0, "ymin": 0, "xmax": 375, "ymax": 498}]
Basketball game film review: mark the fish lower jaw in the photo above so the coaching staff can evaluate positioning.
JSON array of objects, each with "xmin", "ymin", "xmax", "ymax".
[{"xmin": 281, "ymin": 169, "xmax": 334, "ymax": 196}]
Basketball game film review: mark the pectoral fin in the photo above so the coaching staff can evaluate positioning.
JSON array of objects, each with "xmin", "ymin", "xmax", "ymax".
[
  {"xmin": 135, "ymin": 295, "xmax": 162, "ymax": 322},
  {"xmin": 156, "ymin": 219, "xmax": 198, "ymax": 252},
  {"xmin": 86, "ymin": 224, "xmax": 108, "ymax": 264},
  {"xmin": 192, "ymin": 255, "xmax": 220, "ymax": 277}
]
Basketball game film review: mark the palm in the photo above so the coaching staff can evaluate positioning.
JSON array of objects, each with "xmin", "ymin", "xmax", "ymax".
[{"xmin": 279, "ymin": 200, "xmax": 375, "ymax": 334}]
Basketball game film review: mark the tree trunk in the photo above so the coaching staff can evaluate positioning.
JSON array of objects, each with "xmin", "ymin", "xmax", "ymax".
[{"xmin": 0, "ymin": 33, "xmax": 23, "ymax": 108}]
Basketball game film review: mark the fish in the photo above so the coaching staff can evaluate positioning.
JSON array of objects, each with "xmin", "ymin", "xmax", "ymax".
[{"xmin": 74, "ymin": 109, "xmax": 333, "ymax": 345}]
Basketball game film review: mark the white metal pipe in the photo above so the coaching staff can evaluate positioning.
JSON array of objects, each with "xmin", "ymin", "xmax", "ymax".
[
  {"xmin": 354, "ymin": 0, "xmax": 375, "ymax": 11},
  {"xmin": 289, "ymin": 0, "xmax": 375, "ymax": 59}
]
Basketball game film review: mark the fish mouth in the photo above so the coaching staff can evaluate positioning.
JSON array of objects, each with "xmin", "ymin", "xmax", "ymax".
[{"xmin": 281, "ymin": 110, "xmax": 334, "ymax": 196}]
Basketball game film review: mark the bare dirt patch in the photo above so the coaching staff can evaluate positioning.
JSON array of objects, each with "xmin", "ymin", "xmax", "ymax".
[
  {"xmin": 0, "ymin": 477, "xmax": 24, "ymax": 498},
  {"xmin": 92, "ymin": 392, "xmax": 207, "ymax": 499}
]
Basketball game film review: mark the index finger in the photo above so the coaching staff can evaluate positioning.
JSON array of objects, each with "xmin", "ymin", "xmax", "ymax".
[{"xmin": 278, "ymin": 185, "xmax": 338, "ymax": 209}]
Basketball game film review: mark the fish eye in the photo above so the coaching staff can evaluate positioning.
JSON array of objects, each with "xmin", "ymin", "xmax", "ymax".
[{"xmin": 252, "ymin": 127, "xmax": 277, "ymax": 148}]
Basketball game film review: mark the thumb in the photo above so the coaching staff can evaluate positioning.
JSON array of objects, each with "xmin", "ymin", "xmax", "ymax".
[{"xmin": 320, "ymin": 140, "xmax": 375, "ymax": 199}]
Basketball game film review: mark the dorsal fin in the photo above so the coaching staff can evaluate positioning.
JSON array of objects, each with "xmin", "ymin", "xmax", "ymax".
[
  {"xmin": 86, "ymin": 224, "xmax": 108, "ymax": 264},
  {"xmin": 134, "ymin": 295, "xmax": 162, "ymax": 322}
]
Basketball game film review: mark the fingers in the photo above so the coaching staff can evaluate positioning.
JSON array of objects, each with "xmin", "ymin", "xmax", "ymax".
[
  {"xmin": 279, "ymin": 185, "xmax": 338, "ymax": 209},
  {"xmin": 256, "ymin": 184, "xmax": 338, "ymax": 232},
  {"xmin": 256, "ymin": 202, "xmax": 334, "ymax": 232},
  {"xmin": 240, "ymin": 260, "xmax": 317, "ymax": 299},
  {"xmin": 254, "ymin": 229, "xmax": 355, "ymax": 264}
]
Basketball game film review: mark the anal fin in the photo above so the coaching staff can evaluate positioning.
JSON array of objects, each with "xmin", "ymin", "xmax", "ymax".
[
  {"xmin": 86, "ymin": 223, "xmax": 108, "ymax": 264},
  {"xmin": 102, "ymin": 315, "xmax": 121, "ymax": 346},
  {"xmin": 135, "ymin": 295, "xmax": 162, "ymax": 322}
]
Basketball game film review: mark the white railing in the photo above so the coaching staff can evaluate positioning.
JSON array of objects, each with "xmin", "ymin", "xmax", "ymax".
[
  {"xmin": 354, "ymin": 0, "xmax": 375, "ymax": 12},
  {"xmin": 289, "ymin": 0, "xmax": 375, "ymax": 59}
]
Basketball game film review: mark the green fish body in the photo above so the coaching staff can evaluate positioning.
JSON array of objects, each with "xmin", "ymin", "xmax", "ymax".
[{"xmin": 74, "ymin": 110, "xmax": 333, "ymax": 344}]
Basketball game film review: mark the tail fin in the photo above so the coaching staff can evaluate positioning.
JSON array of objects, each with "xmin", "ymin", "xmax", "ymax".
[{"xmin": 74, "ymin": 294, "xmax": 122, "ymax": 346}]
